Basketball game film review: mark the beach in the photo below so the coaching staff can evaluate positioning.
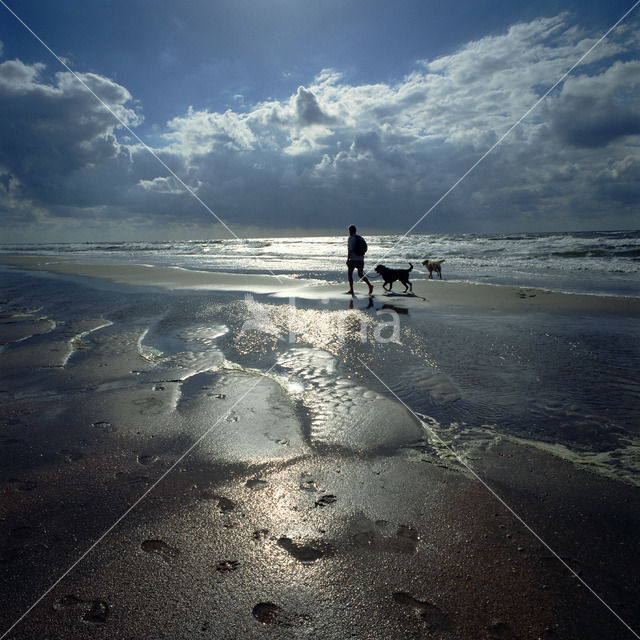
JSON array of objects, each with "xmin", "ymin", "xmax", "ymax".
[{"xmin": 1, "ymin": 256, "xmax": 639, "ymax": 639}]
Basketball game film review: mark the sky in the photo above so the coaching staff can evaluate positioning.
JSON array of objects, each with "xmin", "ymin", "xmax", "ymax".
[{"xmin": 0, "ymin": 0, "xmax": 639, "ymax": 241}]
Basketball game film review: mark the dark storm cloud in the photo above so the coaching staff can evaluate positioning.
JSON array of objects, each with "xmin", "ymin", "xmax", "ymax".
[
  {"xmin": 549, "ymin": 61, "xmax": 640, "ymax": 148},
  {"xmin": 0, "ymin": 59, "xmax": 140, "ymax": 207}
]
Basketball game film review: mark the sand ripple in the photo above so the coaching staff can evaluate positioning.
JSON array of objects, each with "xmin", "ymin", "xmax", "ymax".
[{"xmin": 275, "ymin": 346, "xmax": 423, "ymax": 451}]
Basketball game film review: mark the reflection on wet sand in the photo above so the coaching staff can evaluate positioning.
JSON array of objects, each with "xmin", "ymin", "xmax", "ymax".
[{"xmin": 1, "ymin": 263, "xmax": 639, "ymax": 639}]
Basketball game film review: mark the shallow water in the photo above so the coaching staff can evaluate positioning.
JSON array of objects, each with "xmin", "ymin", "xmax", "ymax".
[{"xmin": 1, "ymin": 266, "xmax": 638, "ymax": 486}]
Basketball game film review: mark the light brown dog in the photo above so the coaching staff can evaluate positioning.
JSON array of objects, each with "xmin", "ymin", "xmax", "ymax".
[{"xmin": 422, "ymin": 259, "xmax": 445, "ymax": 279}]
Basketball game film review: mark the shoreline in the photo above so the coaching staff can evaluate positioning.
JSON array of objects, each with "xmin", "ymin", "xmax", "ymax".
[{"xmin": 2, "ymin": 255, "xmax": 639, "ymax": 316}]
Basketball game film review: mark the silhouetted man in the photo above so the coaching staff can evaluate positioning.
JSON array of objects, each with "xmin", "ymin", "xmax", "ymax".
[{"xmin": 345, "ymin": 224, "xmax": 373, "ymax": 296}]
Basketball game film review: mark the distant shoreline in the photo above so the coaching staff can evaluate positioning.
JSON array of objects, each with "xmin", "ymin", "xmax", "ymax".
[
  {"xmin": 2, "ymin": 254, "xmax": 639, "ymax": 315},
  {"xmin": 2, "ymin": 229, "xmax": 639, "ymax": 299}
]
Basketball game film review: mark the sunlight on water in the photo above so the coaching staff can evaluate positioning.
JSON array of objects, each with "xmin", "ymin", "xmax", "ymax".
[
  {"xmin": 3, "ymin": 230, "xmax": 638, "ymax": 295},
  {"xmin": 274, "ymin": 346, "xmax": 424, "ymax": 451}
]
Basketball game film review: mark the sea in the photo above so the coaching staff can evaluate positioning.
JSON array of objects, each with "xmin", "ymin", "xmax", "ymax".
[{"xmin": 2, "ymin": 229, "xmax": 639, "ymax": 297}]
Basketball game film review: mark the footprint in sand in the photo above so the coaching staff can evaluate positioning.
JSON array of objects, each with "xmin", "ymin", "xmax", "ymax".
[
  {"xmin": 140, "ymin": 539, "xmax": 180, "ymax": 561},
  {"xmin": 314, "ymin": 494, "xmax": 337, "ymax": 508},
  {"xmin": 53, "ymin": 594, "xmax": 110, "ymax": 625},
  {"xmin": 216, "ymin": 560, "xmax": 240, "ymax": 572},
  {"xmin": 53, "ymin": 594, "xmax": 85, "ymax": 610},
  {"xmin": 83, "ymin": 600, "xmax": 110, "ymax": 624},
  {"xmin": 199, "ymin": 492, "xmax": 236, "ymax": 512},
  {"xmin": 90, "ymin": 421, "xmax": 114, "ymax": 432},
  {"xmin": 246, "ymin": 478, "xmax": 268, "ymax": 489},
  {"xmin": 392, "ymin": 592, "xmax": 449, "ymax": 631},
  {"xmin": 349, "ymin": 516, "xmax": 419, "ymax": 554},
  {"xmin": 252, "ymin": 602, "xmax": 291, "ymax": 627},
  {"xmin": 252, "ymin": 528, "xmax": 270, "ymax": 542},
  {"xmin": 277, "ymin": 536, "xmax": 333, "ymax": 562},
  {"xmin": 215, "ymin": 496, "xmax": 236, "ymax": 512},
  {"xmin": 299, "ymin": 472, "xmax": 320, "ymax": 492}
]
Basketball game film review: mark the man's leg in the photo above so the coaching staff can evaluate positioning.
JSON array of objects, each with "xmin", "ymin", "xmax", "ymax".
[
  {"xmin": 345, "ymin": 264, "xmax": 355, "ymax": 294},
  {"xmin": 357, "ymin": 265, "xmax": 374, "ymax": 295}
]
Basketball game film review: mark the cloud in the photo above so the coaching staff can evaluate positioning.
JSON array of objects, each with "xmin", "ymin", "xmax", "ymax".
[
  {"xmin": 295, "ymin": 85, "xmax": 333, "ymax": 126},
  {"xmin": 1, "ymin": 14, "xmax": 639, "ymax": 241},
  {"xmin": 0, "ymin": 59, "xmax": 46, "ymax": 90},
  {"xmin": 0, "ymin": 59, "xmax": 140, "ymax": 210},
  {"xmin": 547, "ymin": 60, "xmax": 640, "ymax": 148}
]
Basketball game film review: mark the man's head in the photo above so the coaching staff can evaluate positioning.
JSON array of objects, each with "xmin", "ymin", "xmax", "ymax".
[{"xmin": 348, "ymin": 224, "xmax": 357, "ymax": 235}]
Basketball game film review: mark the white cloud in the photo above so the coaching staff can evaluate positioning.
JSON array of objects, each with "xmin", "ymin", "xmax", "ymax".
[
  {"xmin": 137, "ymin": 176, "xmax": 184, "ymax": 194},
  {"xmin": 165, "ymin": 106, "xmax": 257, "ymax": 157},
  {"xmin": 0, "ymin": 59, "xmax": 46, "ymax": 90}
]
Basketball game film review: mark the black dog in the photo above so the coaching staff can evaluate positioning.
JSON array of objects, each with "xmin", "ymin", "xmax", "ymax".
[{"xmin": 375, "ymin": 263, "xmax": 413, "ymax": 293}]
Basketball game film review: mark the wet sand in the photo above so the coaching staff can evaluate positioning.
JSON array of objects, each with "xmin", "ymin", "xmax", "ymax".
[{"xmin": 1, "ymin": 257, "xmax": 639, "ymax": 639}]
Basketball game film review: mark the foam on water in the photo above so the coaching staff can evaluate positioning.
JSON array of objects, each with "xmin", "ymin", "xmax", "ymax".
[
  {"xmin": 137, "ymin": 322, "xmax": 229, "ymax": 378},
  {"xmin": 4, "ymin": 229, "xmax": 638, "ymax": 296},
  {"xmin": 62, "ymin": 320, "xmax": 113, "ymax": 367},
  {"xmin": 504, "ymin": 432, "xmax": 640, "ymax": 487},
  {"xmin": 137, "ymin": 328, "xmax": 166, "ymax": 363},
  {"xmin": 0, "ymin": 308, "xmax": 57, "ymax": 350},
  {"xmin": 399, "ymin": 409, "xmax": 640, "ymax": 487}
]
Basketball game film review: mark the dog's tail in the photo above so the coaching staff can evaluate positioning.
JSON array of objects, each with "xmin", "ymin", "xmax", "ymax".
[{"xmin": 408, "ymin": 262, "xmax": 413, "ymax": 271}]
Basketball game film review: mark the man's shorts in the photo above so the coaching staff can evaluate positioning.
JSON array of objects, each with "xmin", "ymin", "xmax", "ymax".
[{"xmin": 347, "ymin": 258, "xmax": 365, "ymax": 269}]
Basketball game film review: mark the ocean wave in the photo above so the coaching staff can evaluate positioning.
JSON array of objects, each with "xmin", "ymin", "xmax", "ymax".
[{"xmin": 2, "ymin": 229, "xmax": 638, "ymax": 296}]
